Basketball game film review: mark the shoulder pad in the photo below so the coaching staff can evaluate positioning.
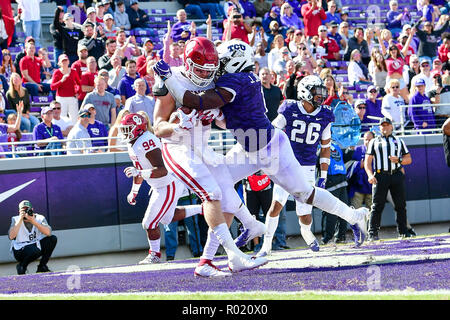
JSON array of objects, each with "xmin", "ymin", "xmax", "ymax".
[{"xmin": 152, "ymin": 82, "xmax": 169, "ymax": 97}]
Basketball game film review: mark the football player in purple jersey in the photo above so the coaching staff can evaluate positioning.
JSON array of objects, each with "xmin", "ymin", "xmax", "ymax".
[
  {"xmin": 258, "ymin": 75, "xmax": 335, "ymax": 255},
  {"xmin": 153, "ymin": 39, "xmax": 370, "ymax": 250}
]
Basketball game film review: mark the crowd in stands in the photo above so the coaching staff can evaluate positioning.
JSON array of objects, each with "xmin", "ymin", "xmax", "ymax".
[{"xmin": 0, "ymin": 0, "xmax": 449, "ymax": 159}]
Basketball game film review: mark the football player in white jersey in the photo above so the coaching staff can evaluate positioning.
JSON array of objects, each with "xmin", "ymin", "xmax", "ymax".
[
  {"xmin": 121, "ymin": 113, "xmax": 203, "ymax": 264},
  {"xmin": 153, "ymin": 37, "xmax": 267, "ymax": 277}
]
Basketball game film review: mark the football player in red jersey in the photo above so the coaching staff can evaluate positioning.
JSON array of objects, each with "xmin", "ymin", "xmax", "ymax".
[
  {"xmin": 121, "ymin": 113, "xmax": 203, "ymax": 264},
  {"xmin": 153, "ymin": 37, "xmax": 268, "ymax": 277}
]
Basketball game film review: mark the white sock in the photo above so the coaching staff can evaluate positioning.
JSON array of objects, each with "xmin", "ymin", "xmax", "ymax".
[
  {"xmin": 148, "ymin": 239, "xmax": 160, "ymax": 253},
  {"xmin": 299, "ymin": 219, "xmax": 316, "ymax": 245},
  {"xmin": 312, "ymin": 187, "xmax": 359, "ymax": 225},
  {"xmin": 212, "ymin": 223, "xmax": 245, "ymax": 258},
  {"xmin": 200, "ymin": 228, "xmax": 221, "ymax": 261},
  {"xmin": 184, "ymin": 205, "xmax": 202, "ymax": 218},
  {"xmin": 232, "ymin": 204, "xmax": 255, "ymax": 228},
  {"xmin": 261, "ymin": 215, "xmax": 279, "ymax": 251}
]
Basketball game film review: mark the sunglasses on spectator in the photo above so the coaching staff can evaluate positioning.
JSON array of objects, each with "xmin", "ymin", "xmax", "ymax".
[
  {"xmin": 391, "ymin": 86, "xmax": 399, "ymax": 89},
  {"xmin": 3, "ymin": 53, "xmax": 10, "ymax": 56},
  {"xmin": 434, "ymin": 61, "xmax": 442, "ymax": 64},
  {"xmin": 412, "ymin": 60, "xmax": 419, "ymax": 63},
  {"xmin": 357, "ymin": 106, "xmax": 366, "ymax": 109},
  {"xmin": 53, "ymin": 107, "xmax": 61, "ymax": 110},
  {"xmin": 80, "ymin": 113, "xmax": 91, "ymax": 118},
  {"xmin": 421, "ymin": 63, "xmax": 430, "ymax": 67},
  {"xmin": 342, "ymin": 91, "xmax": 349, "ymax": 95},
  {"xmin": 369, "ymin": 90, "xmax": 377, "ymax": 93},
  {"xmin": 232, "ymin": 15, "xmax": 242, "ymax": 19}
]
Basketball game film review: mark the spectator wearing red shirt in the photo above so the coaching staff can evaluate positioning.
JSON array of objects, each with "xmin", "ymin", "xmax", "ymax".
[
  {"xmin": 223, "ymin": 7, "xmax": 252, "ymax": 44},
  {"xmin": 318, "ymin": 25, "xmax": 340, "ymax": 61},
  {"xmin": 71, "ymin": 44, "xmax": 89, "ymax": 80},
  {"xmin": 51, "ymin": 54, "xmax": 81, "ymax": 124},
  {"xmin": 78, "ymin": 56, "xmax": 98, "ymax": 106},
  {"xmin": 301, "ymin": 0, "xmax": 327, "ymax": 38},
  {"xmin": 438, "ymin": 33, "xmax": 450, "ymax": 64},
  {"xmin": 136, "ymin": 39, "xmax": 157, "ymax": 78},
  {"xmin": 396, "ymin": 33, "xmax": 415, "ymax": 65},
  {"xmin": 19, "ymin": 42, "xmax": 52, "ymax": 98}
]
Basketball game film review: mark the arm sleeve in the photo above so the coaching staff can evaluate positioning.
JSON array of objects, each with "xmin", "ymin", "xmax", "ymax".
[{"xmin": 321, "ymin": 123, "xmax": 332, "ymax": 141}]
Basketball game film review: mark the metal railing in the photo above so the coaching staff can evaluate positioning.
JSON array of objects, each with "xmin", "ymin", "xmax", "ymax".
[{"xmin": 1, "ymin": 104, "xmax": 447, "ymax": 158}]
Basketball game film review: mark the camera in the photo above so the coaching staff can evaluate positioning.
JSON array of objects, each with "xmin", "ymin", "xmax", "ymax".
[{"xmin": 25, "ymin": 207, "xmax": 33, "ymax": 217}]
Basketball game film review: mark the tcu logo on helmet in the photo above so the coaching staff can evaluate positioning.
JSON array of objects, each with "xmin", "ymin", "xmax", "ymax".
[{"xmin": 227, "ymin": 44, "xmax": 246, "ymax": 53}]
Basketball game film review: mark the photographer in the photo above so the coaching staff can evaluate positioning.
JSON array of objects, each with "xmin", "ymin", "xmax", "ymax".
[
  {"xmin": 8, "ymin": 200, "xmax": 57, "ymax": 275},
  {"xmin": 427, "ymin": 73, "xmax": 450, "ymax": 128}
]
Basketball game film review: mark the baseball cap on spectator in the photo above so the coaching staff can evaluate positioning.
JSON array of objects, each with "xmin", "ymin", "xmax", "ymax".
[
  {"xmin": 25, "ymin": 36, "xmax": 35, "ymax": 43},
  {"xmin": 367, "ymin": 85, "xmax": 377, "ymax": 93},
  {"xmin": 58, "ymin": 54, "xmax": 69, "ymax": 64},
  {"xmin": 271, "ymin": 6, "xmax": 280, "ymax": 15},
  {"xmin": 379, "ymin": 117, "xmax": 392, "ymax": 125},
  {"xmin": 269, "ymin": 21, "xmax": 279, "ymax": 29},
  {"xmin": 130, "ymin": 0, "xmax": 139, "ymax": 5},
  {"xmin": 0, "ymin": 113, "xmax": 5, "ymax": 121},
  {"xmin": 318, "ymin": 25, "xmax": 327, "ymax": 32},
  {"xmin": 354, "ymin": 99, "xmax": 366, "ymax": 108},
  {"xmin": 402, "ymin": 24, "xmax": 411, "ymax": 32},
  {"xmin": 87, "ymin": 7, "xmax": 95, "ymax": 14},
  {"xmin": 340, "ymin": 21, "xmax": 349, "ymax": 28},
  {"xmin": 63, "ymin": 13, "xmax": 74, "ymax": 21},
  {"xmin": 98, "ymin": 69, "xmax": 109, "ymax": 77},
  {"xmin": 143, "ymin": 38, "xmax": 153, "ymax": 45},
  {"xmin": 419, "ymin": 57, "xmax": 431, "ymax": 66},
  {"xmin": 78, "ymin": 108, "xmax": 90, "ymax": 117},
  {"xmin": 398, "ymin": 32, "xmax": 408, "ymax": 40},
  {"xmin": 95, "ymin": 2, "xmax": 104, "ymax": 7},
  {"xmin": 83, "ymin": 104, "xmax": 96, "ymax": 112},
  {"xmin": 102, "ymin": 0, "xmax": 111, "ymax": 4},
  {"xmin": 78, "ymin": 44, "xmax": 88, "ymax": 52},
  {"xmin": 294, "ymin": 30, "xmax": 303, "ymax": 36},
  {"xmin": 341, "ymin": 7, "xmax": 349, "ymax": 15},
  {"xmin": 41, "ymin": 106, "xmax": 53, "ymax": 116},
  {"xmin": 19, "ymin": 200, "xmax": 33, "ymax": 210},
  {"xmin": 415, "ymin": 78, "xmax": 426, "ymax": 86},
  {"xmin": 104, "ymin": 13, "xmax": 114, "ymax": 21},
  {"xmin": 227, "ymin": 6, "xmax": 237, "ymax": 16}
]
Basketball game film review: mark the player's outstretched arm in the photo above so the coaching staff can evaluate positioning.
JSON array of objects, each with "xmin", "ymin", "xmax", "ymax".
[
  {"xmin": 317, "ymin": 138, "xmax": 331, "ymax": 188},
  {"xmin": 153, "ymin": 93, "xmax": 178, "ymax": 138}
]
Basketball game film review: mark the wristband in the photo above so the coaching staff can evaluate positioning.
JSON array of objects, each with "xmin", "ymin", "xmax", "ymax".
[
  {"xmin": 320, "ymin": 157, "xmax": 330, "ymax": 165},
  {"xmin": 320, "ymin": 170, "xmax": 328, "ymax": 179},
  {"xmin": 131, "ymin": 182, "xmax": 141, "ymax": 193},
  {"xmin": 320, "ymin": 142, "xmax": 331, "ymax": 149}
]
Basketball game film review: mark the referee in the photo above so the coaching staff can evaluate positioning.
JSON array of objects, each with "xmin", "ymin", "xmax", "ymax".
[{"xmin": 364, "ymin": 117, "xmax": 412, "ymax": 241}]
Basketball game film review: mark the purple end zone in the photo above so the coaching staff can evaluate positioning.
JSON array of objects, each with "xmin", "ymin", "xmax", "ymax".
[{"xmin": 0, "ymin": 236, "xmax": 449, "ymax": 295}]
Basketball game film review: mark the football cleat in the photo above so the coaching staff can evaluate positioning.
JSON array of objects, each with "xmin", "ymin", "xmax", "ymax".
[
  {"xmin": 309, "ymin": 239, "xmax": 320, "ymax": 252},
  {"xmin": 350, "ymin": 207, "xmax": 370, "ymax": 247},
  {"xmin": 194, "ymin": 259, "xmax": 231, "ymax": 277},
  {"xmin": 138, "ymin": 251, "xmax": 161, "ymax": 264},
  {"xmin": 234, "ymin": 220, "xmax": 266, "ymax": 248},
  {"xmin": 228, "ymin": 254, "xmax": 268, "ymax": 273},
  {"xmin": 254, "ymin": 248, "xmax": 271, "ymax": 258}
]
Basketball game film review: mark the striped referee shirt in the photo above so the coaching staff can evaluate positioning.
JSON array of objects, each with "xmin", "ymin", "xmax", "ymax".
[{"xmin": 366, "ymin": 134, "xmax": 409, "ymax": 172}]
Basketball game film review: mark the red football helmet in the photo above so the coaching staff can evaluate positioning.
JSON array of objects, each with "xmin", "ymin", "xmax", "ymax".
[
  {"xmin": 120, "ymin": 113, "xmax": 147, "ymax": 143},
  {"xmin": 184, "ymin": 37, "xmax": 219, "ymax": 87}
]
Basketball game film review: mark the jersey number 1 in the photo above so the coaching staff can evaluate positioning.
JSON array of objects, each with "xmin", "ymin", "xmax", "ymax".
[{"xmin": 290, "ymin": 120, "xmax": 321, "ymax": 144}]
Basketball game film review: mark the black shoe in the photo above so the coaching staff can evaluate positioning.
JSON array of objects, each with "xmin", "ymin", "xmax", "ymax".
[
  {"xmin": 321, "ymin": 238, "xmax": 330, "ymax": 245},
  {"xmin": 166, "ymin": 256, "xmax": 174, "ymax": 261},
  {"xmin": 399, "ymin": 233, "xmax": 412, "ymax": 239},
  {"xmin": 16, "ymin": 263, "xmax": 26, "ymax": 275},
  {"xmin": 407, "ymin": 228, "xmax": 416, "ymax": 237},
  {"xmin": 280, "ymin": 245, "xmax": 290, "ymax": 249},
  {"xmin": 368, "ymin": 234, "xmax": 379, "ymax": 242},
  {"xmin": 36, "ymin": 264, "xmax": 51, "ymax": 273},
  {"xmin": 334, "ymin": 237, "xmax": 346, "ymax": 244}
]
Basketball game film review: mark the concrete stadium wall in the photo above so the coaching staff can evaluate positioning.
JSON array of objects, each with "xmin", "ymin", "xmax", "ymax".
[{"xmin": 0, "ymin": 134, "xmax": 448, "ymax": 263}]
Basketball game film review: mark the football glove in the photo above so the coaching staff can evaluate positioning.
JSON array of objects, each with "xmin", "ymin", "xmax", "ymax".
[
  {"xmin": 173, "ymin": 108, "xmax": 198, "ymax": 132},
  {"xmin": 127, "ymin": 191, "xmax": 138, "ymax": 205},
  {"xmin": 316, "ymin": 177, "xmax": 326, "ymax": 189},
  {"xmin": 198, "ymin": 109, "xmax": 224, "ymax": 122},
  {"xmin": 124, "ymin": 166, "xmax": 140, "ymax": 178},
  {"xmin": 153, "ymin": 60, "xmax": 172, "ymax": 81}
]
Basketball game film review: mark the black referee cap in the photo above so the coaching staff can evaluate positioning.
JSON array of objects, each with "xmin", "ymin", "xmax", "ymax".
[{"xmin": 379, "ymin": 117, "xmax": 392, "ymax": 125}]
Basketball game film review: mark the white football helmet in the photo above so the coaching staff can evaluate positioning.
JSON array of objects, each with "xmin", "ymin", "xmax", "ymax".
[
  {"xmin": 297, "ymin": 75, "xmax": 328, "ymax": 108},
  {"xmin": 216, "ymin": 40, "xmax": 255, "ymax": 76}
]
